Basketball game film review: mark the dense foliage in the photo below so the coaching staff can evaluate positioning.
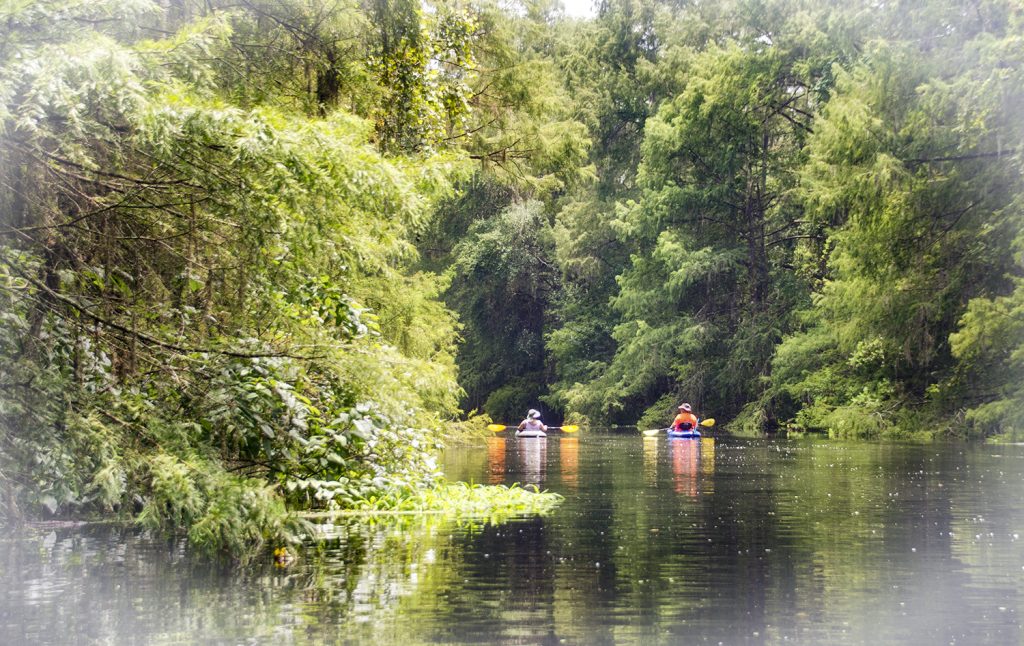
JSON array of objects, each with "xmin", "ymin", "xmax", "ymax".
[
  {"xmin": 495, "ymin": 0, "xmax": 1019, "ymax": 438},
  {"xmin": 1, "ymin": 0, "xmax": 1022, "ymax": 556},
  {"xmin": 0, "ymin": 0, "xmax": 558, "ymax": 556},
  {"xmin": 544, "ymin": 0, "xmax": 1023, "ymax": 438}
]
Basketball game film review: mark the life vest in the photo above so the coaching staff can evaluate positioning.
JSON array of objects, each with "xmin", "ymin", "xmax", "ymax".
[{"xmin": 673, "ymin": 412, "xmax": 698, "ymax": 431}]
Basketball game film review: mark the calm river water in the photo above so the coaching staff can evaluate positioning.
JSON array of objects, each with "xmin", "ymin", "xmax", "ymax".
[{"xmin": 2, "ymin": 433, "xmax": 1024, "ymax": 645}]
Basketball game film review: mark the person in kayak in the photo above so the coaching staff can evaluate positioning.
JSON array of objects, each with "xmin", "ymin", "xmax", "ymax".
[
  {"xmin": 672, "ymin": 403, "xmax": 699, "ymax": 432},
  {"xmin": 517, "ymin": 409, "xmax": 548, "ymax": 434}
]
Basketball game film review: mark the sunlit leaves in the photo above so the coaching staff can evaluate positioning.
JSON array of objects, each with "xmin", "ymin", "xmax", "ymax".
[
  {"xmin": 0, "ymin": 0, "xmax": 473, "ymax": 556},
  {"xmin": 765, "ymin": 7, "xmax": 1024, "ymax": 436},
  {"xmin": 370, "ymin": 0, "xmax": 478, "ymax": 153}
]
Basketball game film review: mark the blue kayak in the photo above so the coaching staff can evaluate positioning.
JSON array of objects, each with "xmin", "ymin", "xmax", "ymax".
[{"xmin": 667, "ymin": 429, "xmax": 701, "ymax": 439}]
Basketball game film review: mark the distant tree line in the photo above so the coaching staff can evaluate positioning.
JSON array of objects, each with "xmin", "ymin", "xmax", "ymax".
[{"xmin": 442, "ymin": 0, "xmax": 1024, "ymax": 440}]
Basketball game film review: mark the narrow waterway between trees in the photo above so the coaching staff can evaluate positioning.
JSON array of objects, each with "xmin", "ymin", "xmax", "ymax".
[{"xmin": 3, "ymin": 433, "xmax": 1023, "ymax": 644}]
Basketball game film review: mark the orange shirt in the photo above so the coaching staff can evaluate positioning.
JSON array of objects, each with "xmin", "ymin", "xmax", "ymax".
[{"xmin": 672, "ymin": 412, "xmax": 698, "ymax": 430}]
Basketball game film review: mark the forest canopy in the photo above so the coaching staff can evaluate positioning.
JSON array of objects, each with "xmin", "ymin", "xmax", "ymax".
[{"xmin": 1, "ymin": 0, "xmax": 1021, "ymax": 554}]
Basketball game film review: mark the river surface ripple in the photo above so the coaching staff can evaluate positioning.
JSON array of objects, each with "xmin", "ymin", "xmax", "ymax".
[{"xmin": 2, "ymin": 434, "xmax": 1023, "ymax": 645}]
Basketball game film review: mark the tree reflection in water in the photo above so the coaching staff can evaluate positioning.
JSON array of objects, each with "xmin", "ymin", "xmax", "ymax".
[{"xmin": 7, "ymin": 440, "xmax": 1024, "ymax": 645}]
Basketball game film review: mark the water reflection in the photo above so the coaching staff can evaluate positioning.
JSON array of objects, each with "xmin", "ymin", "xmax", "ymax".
[
  {"xmin": 700, "ymin": 437, "xmax": 715, "ymax": 494},
  {"xmin": 643, "ymin": 436, "xmax": 659, "ymax": 486},
  {"xmin": 5, "ymin": 438, "xmax": 1024, "ymax": 645},
  {"xmin": 486, "ymin": 436, "xmax": 506, "ymax": 484},
  {"xmin": 670, "ymin": 438, "xmax": 699, "ymax": 496},
  {"xmin": 515, "ymin": 437, "xmax": 547, "ymax": 486},
  {"xmin": 559, "ymin": 437, "xmax": 578, "ymax": 491}
]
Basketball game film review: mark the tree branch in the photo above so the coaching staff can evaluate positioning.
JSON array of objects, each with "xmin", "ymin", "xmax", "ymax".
[{"xmin": 3, "ymin": 258, "xmax": 328, "ymax": 361}]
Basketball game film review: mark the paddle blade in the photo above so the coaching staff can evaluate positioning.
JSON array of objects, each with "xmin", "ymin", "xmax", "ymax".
[
  {"xmin": 642, "ymin": 429, "xmax": 663, "ymax": 436},
  {"xmin": 561, "ymin": 425, "xmax": 579, "ymax": 433},
  {"xmin": 701, "ymin": 418, "xmax": 716, "ymax": 427},
  {"xmin": 487, "ymin": 423, "xmax": 508, "ymax": 432}
]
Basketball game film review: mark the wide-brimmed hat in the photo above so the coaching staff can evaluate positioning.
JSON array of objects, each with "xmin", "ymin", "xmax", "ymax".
[
  {"xmin": 678, "ymin": 403, "xmax": 692, "ymax": 412},
  {"xmin": 528, "ymin": 409, "xmax": 541, "ymax": 419}
]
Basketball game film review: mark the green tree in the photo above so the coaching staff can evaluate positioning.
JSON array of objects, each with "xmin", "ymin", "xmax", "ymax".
[
  {"xmin": 446, "ymin": 201, "xmax": 558, "ymax": 420},
  {"xmin": 566, "ymin": 28, "xmax": 831, "ymax": 426},
  {"xmin": 765, "ymin": 2, "xmax": 1024, "ymax": 436},
  {"xmin": 545, "ymin": 0, "xmax": 688, "ymax": 419},
  {"xmin": 0, "ymin": 0, "xmax": 475, "ymax": 552},
  {"xmin": 412, "ymin": 0, "xmax": 592, "ymax": 418}
]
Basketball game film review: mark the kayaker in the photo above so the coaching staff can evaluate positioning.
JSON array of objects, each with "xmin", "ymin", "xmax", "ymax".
[
  {"xmin": 517, "ymin": 409, "xmax": 548, "ymax": 434},
  {"xmin": 672, "ymin": 403, "xmax": 699, "ymax": 432}
]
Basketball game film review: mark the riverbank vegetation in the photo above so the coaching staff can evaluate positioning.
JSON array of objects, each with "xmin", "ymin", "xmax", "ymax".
[{"xmin": 1, "ymin": 0, "xmax": 1021, "ymax": 555}]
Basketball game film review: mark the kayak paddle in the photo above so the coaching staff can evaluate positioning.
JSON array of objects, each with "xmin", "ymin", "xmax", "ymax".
[
  {"xmin": 487, "ymin": 423, "xmax": 580, "ymax": 433},
  {"xmin": 641, "ymin": 418, "xmax": 715, "ymax": 436}
]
